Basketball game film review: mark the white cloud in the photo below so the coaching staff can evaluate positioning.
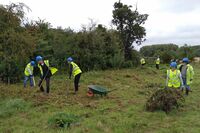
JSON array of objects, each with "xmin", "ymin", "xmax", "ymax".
[{"xmin": 1, "ymin": 0, "xmax": 200, "ymax": 46}]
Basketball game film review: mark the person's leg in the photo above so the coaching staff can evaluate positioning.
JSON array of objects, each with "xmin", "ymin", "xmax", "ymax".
[
  {"xmin": 24, "ymin": 76, "xmax": 29, "ymax": 88},
  {"xmin": 74, "ymin": 76, "xmax": 78, "ymax": 92},
  {"xmin": 30, "ymin": 76, "xmax": 34, "ymax": 87},
  {"xmin": 46, "ymin": 78, "xmax": 50, "ymax": 93},
  {"xmin": 185, "ymin": 84, "xmax": 190, "ymax": 95},
  {"xmin": 181, "ymin": 78, "xmax": 186, "ymax": 91},
  {"xmin": 74, "ymin": 73, "xmax": 81, "ymax": 92},
  {"xmin": 38, "ymin": 79, "xmax": 44, "ymax": 92}
]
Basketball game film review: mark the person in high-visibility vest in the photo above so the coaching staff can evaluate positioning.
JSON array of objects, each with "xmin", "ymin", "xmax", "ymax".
[
  {"xmin": 67, "ymin": 57, "xmax": 82, "ymax": 94},
  {"xmin": 166, "ymin": 62, "xmax": 184, "ymax": 89},
  {"xmin": 36, "ymin": 56, "xmax": 58, "ymax": 94},
  {"xmin": 140, "ymin": 57, "xmax": 146, "ymax": 66},
  {"xmin": 155, "ymin": 57, "xmax": 160, "ymax": 69},
  {"xmin": 179, "ymin": 58, "xmax": 194, "ymax": 95},
  {"xmin": 24, "ymin": 61, "xmax": 35, "ymax": 88}
]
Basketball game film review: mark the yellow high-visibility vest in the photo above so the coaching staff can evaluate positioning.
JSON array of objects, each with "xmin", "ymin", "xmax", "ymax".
[
  {"xmin": 185, "ymin": 64, "xmax": 194, "ymax": 85},
  {"xmin": 167, "ymin": 69, "xmax": 181, "ymax": 88},
  {"xmin": 140, "ymin": 58, "xmax": 145, "ymax": 65},
  {"xmin": 24, "ymin": 63, "xmax": 34, "ymax": 76},
  {"xmin": 38, "ymin": 60, "xmax": 58, "ymax": 76},
  {"xmin": 156, "ymin": 58, "xmax": 160, "ymax": 64},
  {"xmin": 178, "ymin": 64, "xmax": 194, "ymax": 85},
  {"xmin": 71, "ymin": 62, "xmax": 82, "ymax": 77}
]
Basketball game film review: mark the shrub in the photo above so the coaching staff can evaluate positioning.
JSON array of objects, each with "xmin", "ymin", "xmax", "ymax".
[
  {"xmin": 48, "ymin": 112, "xmax": 79, "ymax": 128},
  {"xmin": 146, "ymin": 89, "xmax": 185, "ymax": 113},
  {"xmin": 122, "ymin": 61, "xmax": 134, "ymax": 68}
]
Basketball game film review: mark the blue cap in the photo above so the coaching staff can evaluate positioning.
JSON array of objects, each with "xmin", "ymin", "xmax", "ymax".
[
  {"xmin": 170, "ymin": 62, "xmax": 177, "ymax": 68},
  {"xmin": 30, "ymin": 61, "xmax": 35, "ymax": 66},
  {"xmin": 36, "ymin": 56, "xmax": 43, "ymax": 62},
  {"xmin": 67, "ymin": 57, "xmax": 73, "ymax": 62},
  {"xmin": 182, "ymin": 58, "xmax": 189, "ymax": 63}
]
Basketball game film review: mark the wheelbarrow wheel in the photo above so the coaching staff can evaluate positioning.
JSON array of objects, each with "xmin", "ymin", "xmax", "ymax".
[{"xmin": 87, "ymin": 90, "xmax": 94, "ymax": 97}]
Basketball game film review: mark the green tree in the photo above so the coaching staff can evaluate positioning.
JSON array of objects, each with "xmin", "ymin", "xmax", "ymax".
[
  {"xmin": 112, "ymin": 1, "xmax": 148, "ymax": 60},
  {"xmin": 177, "ymin": 44, "xmax": 195, "ymax": 60},
  {"xmin": 140, "ymin": 44, "xmax": 178, "ymax": 57},
  {"xmin": 0, "ymin": 3, "xmax": 35, "ymax": 83}
]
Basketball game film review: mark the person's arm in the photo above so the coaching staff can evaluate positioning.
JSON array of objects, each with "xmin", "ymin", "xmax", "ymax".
[
  {"xmin": 190, "ymin": 66, "xmax": 194, "ymax": 80},
  {"xmin": 69, "ymin": 64, "xmax": 72, "ymax": 79},
  {"xmin": 166, "ymin": 70, "xmax": 169, "ymax": 87}
]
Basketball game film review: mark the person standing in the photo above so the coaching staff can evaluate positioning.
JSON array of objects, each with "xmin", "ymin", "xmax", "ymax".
[
  {"xmin": 166, "ymin": 62, "xmax": 184, "ymax": 89},
  {"xmin": 24, "ymin": 61, "xmax": 35, "ymax": 88},
  {"xmin": 179, "ymin": 58, "xmax": 194, "ymax": 95},
  {"xmin": 36, "ymin": 56, "xmax": 52, "ymax": 94},
  {"xmin": 155, "ymin": 57, "xmax": 160, "ymax": 69},
  {"xmin": 67, "ymin": 57, "xmax": 82, "ymax": 94},
  {"xmin": 140, "ymin": 57, "xmax": 146, "ymax": 66}
]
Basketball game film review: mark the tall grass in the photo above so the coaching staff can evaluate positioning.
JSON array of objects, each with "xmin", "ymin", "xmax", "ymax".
[{"xmin": 0, "ymin": 98, "xmax": 31, "ymax": 118}]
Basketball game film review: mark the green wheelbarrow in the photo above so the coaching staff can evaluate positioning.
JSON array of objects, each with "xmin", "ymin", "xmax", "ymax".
[{"xmin": 87, "ymin": 85, "xmax": 117, "ymax": 97}]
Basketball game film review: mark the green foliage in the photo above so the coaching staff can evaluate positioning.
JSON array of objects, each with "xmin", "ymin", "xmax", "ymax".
[
  {"xmin": 27, "ymin": 21, "xmax": 128, "ymax": 72},
  {"xmin": 140, "ymin": 44, "xmax": 178, "ymax": 57},
  {"xmin": 0, "ymin": 3, "xmax": 36, "ymax": 83},
  {"xmin": 146, "ymin": 89, "xmax": 185, "ymax": 113},
  {"xmin": 64, "ymin": 24, "xmax": 124, "ymax": 71},
  {"xmin": 161, "ymin": 50, "xmax": 177, "ymax": 63},
  {"xmin": 109, "ymin": 52, "xmax": 124, "ymax": 68},
  {"xmin": 112, "ymin": 1, "xmax": 148, "ymax": 60},
  {"xmin": 48, "ymin": 112, "xmax": 79, "ymax": 128},
  {"xmin": 122, "ymin": 61, "xmax": 134, "ymax": 68},
  {"xmin": 140, "ymin": 44, "xmax": 200, "ymax": 63},
  {"xmin": 191, "ymin": 45, "xmax": 200, "ymax": 57},
  {"xmin": 0, "ymin": 2, "xmax": 145, "ymax": 83},
  {"xmin": 177, "ymin": 44, "xmax": 196, "ymax": 60},
  {"xmin": 0, "ymin": 98, "xmax": 31, "ymax": 118}
]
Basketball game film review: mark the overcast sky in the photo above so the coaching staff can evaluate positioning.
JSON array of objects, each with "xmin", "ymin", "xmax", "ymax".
[{"xmin": 1, "ymin": 0, "xmax": 200, "ymax": 49}]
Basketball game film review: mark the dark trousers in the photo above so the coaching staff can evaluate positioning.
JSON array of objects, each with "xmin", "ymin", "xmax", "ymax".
[
  {"xmin": 156, "ymin": 64, "xmax": 159, "ymax": 69},
  {"xmin": 38, "ymin": 78, "xmax": 50, "ymax": 93},
  {"xmin": 74, "ymin": 73, "xmax": 81, "ymax": 92}
]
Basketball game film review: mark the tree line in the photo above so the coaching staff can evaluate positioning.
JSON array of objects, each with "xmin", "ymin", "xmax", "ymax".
[
  {"xmin": 140, "ymin": 44, "xmax": 200, "ymax": 63},
  {"xmin": 1, "ymin": 2, "xmax": 199, "ymax": 84},
  {"xmin": 0, "ymin": 2, "xmax": 148, "ymax": 83}
]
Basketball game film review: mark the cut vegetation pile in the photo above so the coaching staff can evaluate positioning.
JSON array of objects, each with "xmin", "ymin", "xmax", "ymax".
[{"xmin": 146, "ymin": 88, "xmax": 185, "ymax": 113}]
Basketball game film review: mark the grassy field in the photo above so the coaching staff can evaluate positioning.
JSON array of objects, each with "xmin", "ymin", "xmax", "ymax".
[{"xmin": 0, "ymin": 64, "xmax": 200, "ymax": 133}]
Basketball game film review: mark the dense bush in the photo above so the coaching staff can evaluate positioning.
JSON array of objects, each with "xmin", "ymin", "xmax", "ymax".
[{"xmin": 0, "ymin": 4, "xmax": 35, "ymax": 83}]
